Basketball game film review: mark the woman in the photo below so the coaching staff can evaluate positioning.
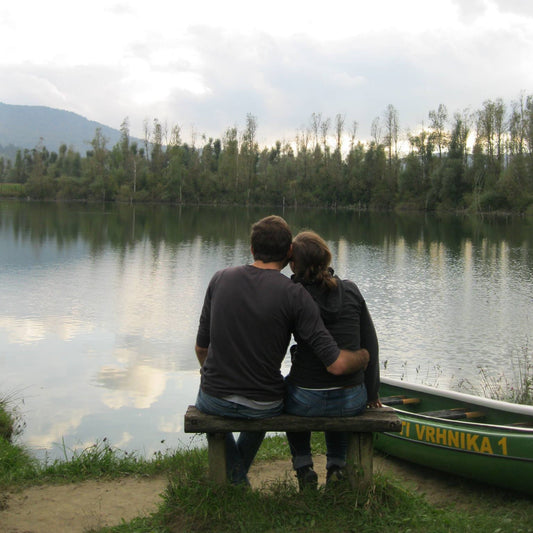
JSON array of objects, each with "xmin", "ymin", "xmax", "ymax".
[{"xmin": 285, "ymin": 231, "xmax": 381, "ymax": 489}]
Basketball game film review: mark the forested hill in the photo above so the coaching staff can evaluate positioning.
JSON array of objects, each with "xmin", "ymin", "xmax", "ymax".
[{"xmin": 0, "ymin": 102, "xmax": 124, "ymax": 155}]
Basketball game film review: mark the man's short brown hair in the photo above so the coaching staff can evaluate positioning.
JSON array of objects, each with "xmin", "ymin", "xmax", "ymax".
[{"xmin": 251, "ymin": 215, "xmax": 292, "ymax": 263}]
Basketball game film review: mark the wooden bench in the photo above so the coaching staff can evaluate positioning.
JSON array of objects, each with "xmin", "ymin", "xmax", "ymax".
[{"xmin": 184, "ymin": 405, "xmax": 401, "ymax": 490}]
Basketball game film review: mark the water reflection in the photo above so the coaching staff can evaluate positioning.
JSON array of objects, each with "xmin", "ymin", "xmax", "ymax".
[
  {"xmin": 97, "ymin": 361, "xmax": 167, "ymax": 409},
  {"xmin": 1, "ymin": 201, "xmax": 532, "ymax": 460},
  {"xmin": 2, "ymin": 201, "xmax": 532, "ymax": 252}
]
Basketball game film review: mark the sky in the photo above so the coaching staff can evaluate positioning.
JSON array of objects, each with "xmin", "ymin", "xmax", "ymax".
[{"xmin": 1, "ymin": 0, "xmax": 532, "ymax": 147}]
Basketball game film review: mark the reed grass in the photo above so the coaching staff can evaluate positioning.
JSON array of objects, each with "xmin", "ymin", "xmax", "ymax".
[
  {"xmin": 0, "ymin": 391, "xmax": 26, "ymax": 442},
  {"xmin": 475, "ymin": 341, "xmax": 533, "ymax": 405},
  {"xmin": 0, "ymin": 395, "xmax": 37, "ymax": 485},
  {"xmin": 0, "ymin": 401, "xmax": 13, "ymax": 441},
  {"xmin": 386, "ymin": 338, "xmax": 533, "ymax": 406}
]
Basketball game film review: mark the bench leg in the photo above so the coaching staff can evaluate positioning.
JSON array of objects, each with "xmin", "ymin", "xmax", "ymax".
[
  {"xmin": 207, "ymin": 432, "xmax": 227, "ymax": 484},
  {"xmin": 345, "ymin": 432, "xmax": 373, "ymax": 491}
]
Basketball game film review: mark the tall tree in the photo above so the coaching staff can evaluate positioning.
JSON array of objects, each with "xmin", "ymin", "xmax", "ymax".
[
  {"xmin": 476, "ymin": 99, "xmax": 505, "ymax": 184},
  {"xmin": 335, "ymin": 114, "xmax": 345, "ymax": 153},
  {"xmin": 86, "ymin": 128, "xmax": 111, "ymax": 201},
  {"xmin": 508, "ymin": 93, "xmax": 527, "ymax": 162},
  {"xmin": 294, "ymin": 127, "xmax": 311, "ymax": 203},
  {"xmin": 349, "ymin": 120, "xmax": 358, "ymax": 151},
  {"xmin": 311, "ymin": 112, "xmax": 322, "ymax": 149},
  {"xmin": 218, "ymin": 127, "xmax": 239, "ymax": 199},
  {"xmin": 143, "ymin": 119, "xmax": 151, "ymax": 162},
  {"xmin": 428, "ymin": 104, "xmax": 449, "ymax": 159},
  {"xmin": 382, "ymin": 104, "xmax": 400, "ymax": 198},
  {"xmin": 119, "ymin": 117, "xmax": 137, "ymax": 197},
  {"xmin": 383, "ymin": 104, "xmax": 399, "ymax": 164},
  {"xmin": 407, "ymin": 128, "xmax": 433, "ymax": 199},
  {"xmin": 151, "ymin": 118, "xmax": 165, "ymax": 177},
  {"xmin": 240, "ymin": 113, "xmax": 259, "ymax": 202},
  {"xmin": 371, "ymin": 117, "xmax": 382, "ymax": 145}
]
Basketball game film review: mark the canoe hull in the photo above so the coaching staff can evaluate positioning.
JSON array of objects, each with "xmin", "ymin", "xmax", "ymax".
[{"xmin": 374, "ymin": 378, "xmax": 533, "ymax": 496}]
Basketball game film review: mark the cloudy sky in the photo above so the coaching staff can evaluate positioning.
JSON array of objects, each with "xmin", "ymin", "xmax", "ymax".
[{"xmin": 1, "ymin": 0, "xmax": 532, "ymax": 146}]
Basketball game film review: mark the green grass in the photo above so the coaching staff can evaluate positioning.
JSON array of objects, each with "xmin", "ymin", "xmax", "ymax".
[
  {"xmin": 0, "ymin": 396, "xmax": 37, "ymax": 485},
  {"xmin": 0, "ymin": 182, "xmax": 25, "ymax": 197},
  {"xmin": 2, "ymin": 402, "xmax": 533, "ymax": 532},
  {"xmin": 91, "ymin": 450, "xmax": 533, "ymax": 533},
  {"xmin": 0, "ymin": 402, "xmax": 13, "ymax": 441},
  {"xmin": 0, "ymin": 438, "xmax": 205, "ymax": 487}
]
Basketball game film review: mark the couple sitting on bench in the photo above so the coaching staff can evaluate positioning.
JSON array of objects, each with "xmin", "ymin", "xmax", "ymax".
[{"xmin": 194, "ymin": 215, "xmax": 381, "ymax": 488}]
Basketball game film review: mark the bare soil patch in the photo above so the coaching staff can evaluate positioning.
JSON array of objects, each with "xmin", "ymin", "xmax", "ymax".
[
  {"xmin": 1, "ymin": 476, "xmax": 168, "ymax": 533},
  {"xmin": 0, "ymin": 454, "xmax": 513, "ymax": 533}
]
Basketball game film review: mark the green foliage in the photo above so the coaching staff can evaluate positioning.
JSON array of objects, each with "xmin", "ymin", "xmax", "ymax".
[
  {"xmin": 0, "ymin": 394, "xmax": 26, "ymax": 443},
  {"xmin": 0, "ymin": 438, "xmax": 39, "ymax": 484},
  {"xmin": 0, "ymin": 397, "xmax": 37, "ymax": 485},
  {"xmin": 478, "ymin": 190, "xmax": 511, "ymax": 212},
  {"xmin": 3, "ymin": 95, "xmax": 533, "ymax": 212},
  {"xmin": 0, "ymin": 403, "xmax": 13, "ymax": 441},
  {"xmin": 0, "ymin": 182, "xmax": 25, "ymax": 198}
]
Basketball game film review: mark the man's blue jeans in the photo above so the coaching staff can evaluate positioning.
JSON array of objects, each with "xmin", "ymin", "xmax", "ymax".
[
  {"xmin": 195, "ymin": 388, "xmax": 283, "ymax": 484},
  {"xmin": 284, "ymin": 382, "xmax": 367, "ymax": 470}
]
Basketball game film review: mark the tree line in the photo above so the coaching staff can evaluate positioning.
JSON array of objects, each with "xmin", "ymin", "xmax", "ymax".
[{"xmin": 1, "ymin": 94, "xmax": 533, "ymax": 213}]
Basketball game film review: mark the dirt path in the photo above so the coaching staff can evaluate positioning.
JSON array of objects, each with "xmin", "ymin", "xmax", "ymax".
[{"xmin": 0, "ymin": 455, "xmax": 501, "ymax": 533}]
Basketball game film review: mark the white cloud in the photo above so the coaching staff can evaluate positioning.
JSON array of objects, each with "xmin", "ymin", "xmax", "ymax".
[{"xmin": 1, "ymin": 0, "xmax": 532, "ymax": 143}]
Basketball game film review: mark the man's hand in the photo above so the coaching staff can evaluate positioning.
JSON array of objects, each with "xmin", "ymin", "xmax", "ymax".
[
  {"xmin": 195, "ymin": 344, "xmax": 208, "ymax": 366},
  {"xmin": 326, "ymin": 348, "xmax": 369, "ymax": 375},
  {"xmin": 367, "ymin": 398, "xmax": 383, "ymax": 408}
]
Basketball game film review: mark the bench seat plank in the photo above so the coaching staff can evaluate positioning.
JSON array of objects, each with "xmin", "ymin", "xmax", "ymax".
[{"xmin": 184, "ymin": 405, "xmax": 402, "ymax": 433}]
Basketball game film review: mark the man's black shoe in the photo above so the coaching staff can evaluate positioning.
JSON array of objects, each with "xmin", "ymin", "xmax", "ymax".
[{"xmin": 296, "ymin": 465, "xmax": 318, "ymax": 490}]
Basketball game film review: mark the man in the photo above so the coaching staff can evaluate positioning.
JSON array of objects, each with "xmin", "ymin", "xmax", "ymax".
[{"xmin": 195, "ymin": 215, "xmax": 369, "ymax": 484}]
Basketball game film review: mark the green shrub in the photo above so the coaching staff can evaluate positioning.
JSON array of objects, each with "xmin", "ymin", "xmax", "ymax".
[
  {"xmin": 0, "ymin": 183, "xmax": 26, "ymax": 198},
  {"xmin": 0, "ymin": 402, "xmax": 13, "ymax": 441},
  {"xmin": 478, "ymin": 190, "xmax": 510, "ymax": 212}
]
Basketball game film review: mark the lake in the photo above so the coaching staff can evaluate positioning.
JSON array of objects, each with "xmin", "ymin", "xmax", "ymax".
[{"xmin": 1, "ymin": 201, "xmax": 532, "ymax": 460}]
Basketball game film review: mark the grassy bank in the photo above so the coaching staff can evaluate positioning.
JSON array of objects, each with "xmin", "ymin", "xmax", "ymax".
[
  {"xmin": 1, "ymin": 417, "xmax": 532, "ymax": 533},
  {"xmin": 114, "ymin": 448, "xmax": 533, "ymax": 533}
]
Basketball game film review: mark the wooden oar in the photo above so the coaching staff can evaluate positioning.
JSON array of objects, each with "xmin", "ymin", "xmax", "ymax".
[
  {"xmin": 381, "ymin": 395, "xmax": 421, "ymax": 406},
  {"xmin": 421, "ymin": 408, "xmax": 485, "ymax": 420}
]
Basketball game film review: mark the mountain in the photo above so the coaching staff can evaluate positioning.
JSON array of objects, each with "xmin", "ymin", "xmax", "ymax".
[{"xmin": 0, "ymin": 102, "xmax": 128, "ymax": 157}]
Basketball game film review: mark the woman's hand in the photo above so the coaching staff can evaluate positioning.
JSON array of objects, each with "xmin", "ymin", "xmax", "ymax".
[{"xmin": 366, "ymin": 398, "xmax": 383, "ymax": 408}]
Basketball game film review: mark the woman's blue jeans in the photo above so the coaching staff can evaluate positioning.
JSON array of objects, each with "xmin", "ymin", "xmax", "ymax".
[
  {"xmin": 195, "ymin": 388, "xmax": 283, "ymax": 484},
  {"xmin": 284, "ymin": 382, "xmax": 367, "ymax": 470}
]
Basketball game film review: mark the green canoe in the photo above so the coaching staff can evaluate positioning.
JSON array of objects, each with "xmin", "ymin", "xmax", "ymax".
[{"xmin": 374, "ymin": 377, "xmax": 533, "ymax": 496}]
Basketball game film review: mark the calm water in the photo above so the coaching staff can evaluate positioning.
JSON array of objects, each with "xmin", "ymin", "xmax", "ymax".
[{"xmin": 1, "ymin": 201, "xmax": 532, "ymax": 460}]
